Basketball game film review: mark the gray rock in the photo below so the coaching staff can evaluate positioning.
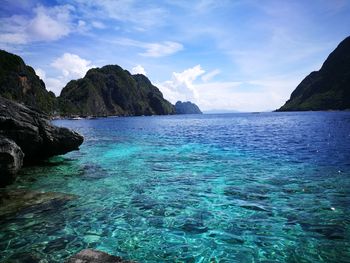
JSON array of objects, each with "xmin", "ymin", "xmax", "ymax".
[
  {"xmin": 0, "ymin": 135, "xmax": 23, "ymax": 185},
  {"xmin": 0, "ymin": 96, "xmax": 83, "ymax": 162},
  {"xmin": 66, "ymin": 249, "xmax": 135, "ymax": 263}
]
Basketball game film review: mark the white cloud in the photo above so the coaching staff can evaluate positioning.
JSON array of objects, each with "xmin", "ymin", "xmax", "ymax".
[
  {"xmin": 141, "ymin": 41, "xmax": 183, "ymax": 57},
  {"xmin": 131, "ymin": 65, "xmax": 147, "ymax": 75},
  {"xmin": 0, "ymin": 33, "xmax": 27, "ymax": 45},
  {"xmin": 28, "ymin": 5, "xmax": 73, "ymax": 41},
  {"xmin": 51, "ymin": 53, "xmax": 95, "ymax": 79},
  {"xmin": 37, "ymin": 53, "xmax": 95, "ymax": 96},
  {"xmin": 35, "ymin": 68, "xmax": 46, "ymax": 80},
  {"xmin": 78, "ymin": 20, "xmax": 86, "ymax": 27},
  {"xmin": 193, "ymin": 80, "xmax": 291, "ymax": 112},
  {"xmin": 201, "ymin": 69, "xmax": 220, "ymax": 82},
  {"xmin": 173, "ymin": 65, "xmax": 205, "ymax": 84},
  {"xmin": 0, "ymin": 4, "xmax": 74, "ymax": 45},
  {"xmin": 195, "ymin": 0, "xmax": 230, "ymax": 12},
  {"xmin": 0, "ymin": 15, "xmax": 28, "ymax": 45},
  {"xmin": 91, "ymin": 21, "xmax": 106, "ymax": 29},
  {"xmin": 45, "ymin": 77, "xmax": 67, "ymax": 96},
  {"xmin": 72, "ymin": 0, "xmax": 166, "ymax": 29},
  {"xmin": 156, "ymin": 65, "xmax": 205, "ymax": 103},
  {"xmin": 114, "ymin": 38, "xmax": 183, "ymax": 57},
  {"xmin": 34, "ymin": 67, "xmax": 65, "ymax": 95},
  {"xmin": 157, "ymin": 65, "xmax": 301, "ymax": 112},
  {"xmin": 77, "ymin": 20, "xmax": 88, "ymax": 32}
]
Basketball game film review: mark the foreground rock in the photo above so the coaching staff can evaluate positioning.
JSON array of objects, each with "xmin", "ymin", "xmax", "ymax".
[
  {"xmin": 67, "ymin": 249, "xmax": 135, "ymax": 263},
  {"xmin": 0, "ymin": 96, "xmax": 83, "ymax": 161},
  {"xmin": 0, "ymin": 136, "xmax": 23, "ymax": 184},
  {"xmin": 0, "ymin": 96, "xmax": 83, "ymax": 184}
]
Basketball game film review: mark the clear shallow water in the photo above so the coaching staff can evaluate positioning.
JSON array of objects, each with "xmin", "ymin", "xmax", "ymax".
[{"xmin": 1, "ymin": 112, "xmax": 350, "ymax": 262}]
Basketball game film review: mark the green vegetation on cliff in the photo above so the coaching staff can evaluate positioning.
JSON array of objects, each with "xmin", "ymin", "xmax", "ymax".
[
  {"xmin": 0, "ymin": 50, "xmax": 56, "ymax": 113},
  {"xmin": 58, "ymin": 65, "xmax": 174, "ymax": 116},
  {"xmin": 278, "ymin": 36, "xmax": 350, "ymax": 111}
]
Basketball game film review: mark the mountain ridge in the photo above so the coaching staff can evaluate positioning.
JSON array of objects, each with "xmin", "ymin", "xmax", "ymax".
[
  {"xmin": 58, "ymin": 65, "xmax": 175, "ymax": 117},
  {"xmin": 278, "ymin": 36, "xmax": 350, "ymax": 111}
]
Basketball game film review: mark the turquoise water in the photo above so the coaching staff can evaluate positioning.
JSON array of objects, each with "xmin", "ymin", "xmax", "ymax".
[{"xmin": 1, "ymin": 112, "xmax": 350, "ymax": 262}]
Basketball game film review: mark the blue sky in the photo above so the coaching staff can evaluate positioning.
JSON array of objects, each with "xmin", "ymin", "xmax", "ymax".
[{"xmin": 1, "ymin": 0, "xmax": 349, "ymax": 112}]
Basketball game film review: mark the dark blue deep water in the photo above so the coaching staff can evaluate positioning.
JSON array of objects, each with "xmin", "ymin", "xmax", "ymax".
[{"xmin": 1, "ymin": 112, "xmax": 350, "ymax": 262}]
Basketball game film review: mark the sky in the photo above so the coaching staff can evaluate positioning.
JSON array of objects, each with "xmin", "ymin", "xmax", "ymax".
[{"xmin": 1, "ymin": 0, "xmax": 350, "ymax": 112}]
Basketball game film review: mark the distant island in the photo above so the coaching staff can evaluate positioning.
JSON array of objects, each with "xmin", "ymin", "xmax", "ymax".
[
  {"xmin": 175, "ymin": 101, "xmax": 202, "ymax": 114},
  {"xmin": 278, "ymin": 36, "xmax": 350, "ymax": 111}
]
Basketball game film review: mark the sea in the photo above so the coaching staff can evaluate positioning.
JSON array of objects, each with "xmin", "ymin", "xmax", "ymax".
[{"xmin": 1, "ymin": 112, "xmax": 350, "ymax": 262}]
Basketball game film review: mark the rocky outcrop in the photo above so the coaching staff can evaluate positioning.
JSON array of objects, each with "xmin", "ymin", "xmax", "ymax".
[
  {"xmin": 58, "ymin": 65, "xmax": 175, "ymax": 117},
  {"xmin": 278, "ymin": 36, "xmax": 350, "ymax": 111},
  {"xmin": 0, "ymin": 96, "xmax": 83, "ymax": 161},
  {"xmin": 0, "ymin": 49, "xmax": 56, "ymax": 114},
  {"xmin": 0, "ymin": 96, "xmax": 83, "ymax": 184},
  {"xmin": 66, "ymin": 249, "xmax": 135, "ymax": 263},
  {"xmin": 175, "ymin": 101, "xmax": 202, "ymax": 114}
]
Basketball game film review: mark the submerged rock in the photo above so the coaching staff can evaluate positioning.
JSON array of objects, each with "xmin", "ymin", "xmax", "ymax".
[
  {"xmin": 66, "ymin": 249, "xmax": 135, "ymax": 263},
  {"xmin": 5, "ymin": 252, "xmax": 44, "ymax": 263},
  {"xmin": 0, "ymin": 136, "xmax": 23, "ymax": 185},
  {"xmin": 0, "ymin": 189, "xmax": 76, "ymax": 218}
]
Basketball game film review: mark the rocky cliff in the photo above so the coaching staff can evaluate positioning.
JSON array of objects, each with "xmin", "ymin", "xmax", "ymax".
[
  {"xmin": 0, "ymin": 96, "xmax": 83, "ymax": 185},
  {"xmin": 278, "ymin": 36, "xmax": 350, "ymax": 111},
  {"xmin": 175, "ymin": 101, "xmax": 202, "ymax": 114},
  {"xmin": 59, "ymin": 65, "xmax": 175, "ymax": 117},
  {"xmin": 0, "ymin": 50, "xmax": 56, "ymax": 114}
]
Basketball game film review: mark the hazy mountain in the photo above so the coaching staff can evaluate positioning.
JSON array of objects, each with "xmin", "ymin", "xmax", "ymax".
[{"xmin": 175, "ymin": 101, "xmax": 202, "ymax": 114}]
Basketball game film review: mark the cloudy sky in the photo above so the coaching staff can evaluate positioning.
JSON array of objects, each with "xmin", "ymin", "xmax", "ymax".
[{"xmin": 1, "ymin": 0, "xmax": 349, "ymax": 112}]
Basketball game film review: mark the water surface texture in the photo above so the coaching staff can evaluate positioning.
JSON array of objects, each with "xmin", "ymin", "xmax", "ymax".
[{"xmin": 1, "ymin": 112, "xmax": 350, "ymax": 262}]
